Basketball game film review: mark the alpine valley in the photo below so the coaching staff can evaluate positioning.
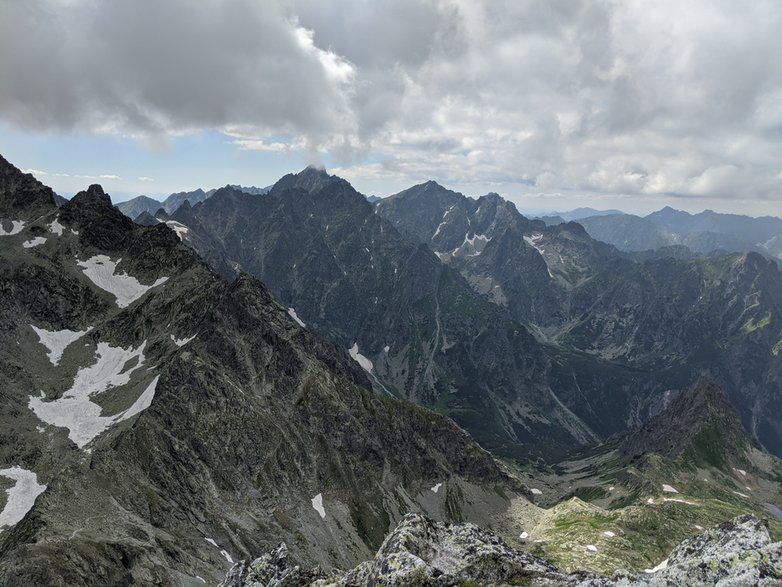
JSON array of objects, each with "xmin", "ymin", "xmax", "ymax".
[{"xmin": 1, "ymin": 154, "xmax": 781, "ymax": 586}]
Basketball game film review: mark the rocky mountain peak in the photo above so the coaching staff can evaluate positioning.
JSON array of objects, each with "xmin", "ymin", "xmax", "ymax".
[
  {"xmin": 0, "ymin": 154, "xmax": 57, "ymax": 218},
  {"xmin": 620, "ymin": 377, "xmax": 753, "ymax": 468},
  {"xmin": 60, "ymin": 184, "xmax": 137, "ymax": 250},
  {"xmin": 273, "ymin": 165, "xmax": 338, "ymax": 195}
]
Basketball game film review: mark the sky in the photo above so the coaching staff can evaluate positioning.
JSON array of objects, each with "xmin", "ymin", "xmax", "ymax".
[{"xmin": 1, "ymin": 0, "xmax": 782, "ymax": 216}]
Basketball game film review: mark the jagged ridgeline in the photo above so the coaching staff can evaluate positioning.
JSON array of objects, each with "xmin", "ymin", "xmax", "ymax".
[
  {"xmin": 165, "ymin": 168, "xmax": 648, "ymax": 458},
  {"xmin": 0, "ymin": 155, "xmax": 526, "ymax": 585},
  {"xmin": 164, "ymin": 167, "xmax": 782, "ymax": 461},
  {"xmin": 374, "ymin": 180, "xmax": 782, "ymax": 458}
]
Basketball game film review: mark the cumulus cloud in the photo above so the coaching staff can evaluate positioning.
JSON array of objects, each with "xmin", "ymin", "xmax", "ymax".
[{"xmin": 2, "ymin": 0, "xmax": 782, "ymax": 205}]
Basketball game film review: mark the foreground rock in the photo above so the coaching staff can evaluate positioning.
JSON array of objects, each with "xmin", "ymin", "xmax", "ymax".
[
  {"xmin": 222, "ymin": 513, "xmax": 782, "ymax": 587},
  {"xmin": 623, "ymin": 515, "xmax": 782, "ymax": 587}
]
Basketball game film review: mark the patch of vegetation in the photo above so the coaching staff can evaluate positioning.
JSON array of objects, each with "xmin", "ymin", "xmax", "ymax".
[
  {"xmin": 568, "ymin": 485, "xmax": 609, "ymax": 502},
  {"xmin": 681, "ymin": 422, "xmax": 732, "ymax": 470},
  {"xmin": 742, "ymin": 312, "xmax": 772, "ymax": 334}
]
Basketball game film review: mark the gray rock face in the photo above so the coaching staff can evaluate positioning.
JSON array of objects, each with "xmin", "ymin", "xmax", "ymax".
[
  {"xmin": 222, "ymin": 514, "xmax": 782, "ymax": 587},
  {"xmin": 624, "ymin": 515, "xmax": 782, "ymax": 587}
]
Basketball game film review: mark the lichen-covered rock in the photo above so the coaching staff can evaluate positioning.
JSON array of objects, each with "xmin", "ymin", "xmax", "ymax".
[
  {"xmin": 619, "ymin": 514, "xmax": 782, "ymax": 587},
  {"xmin": 336, "ymin": 513, "xmax": 584, "ymax": 586},
  {"xmin": 220, "ymin": 543, "xmax": 329, "ymax": 587},
  {"xmin": 223, "ymin": 513, "xmax": 592, "ymax": 586},
  {"xmin": 224, "ymin": 514, "xmax": 782, "ymax": 587}
]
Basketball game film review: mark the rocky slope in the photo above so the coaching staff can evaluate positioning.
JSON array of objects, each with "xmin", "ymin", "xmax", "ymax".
[
  {"xmin": 0, "ymin": 156, "xmax": 529, "ymax": 585},
  {"xmin": 220, "ymin": 513, "xmax": 782, "ymax": 586}
]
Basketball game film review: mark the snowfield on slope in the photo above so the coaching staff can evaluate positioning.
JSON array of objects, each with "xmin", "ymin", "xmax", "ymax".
[
  {"xmin": 28, "ymin": 341, "xmax": 159, "ymax": 448},
  {"xmin": 31, "ymin": 325, "xmax": 91, "ymax": 365},
  {"xmin": 0, "ymin": 467, "xmax": 46, "ymax": 531},
  {"xmin": 0, "ymin": 220, "xmax": 25, "ymax": 236},
  {"xmin": 348, "ymin": 343, "xmax": 373, "ymax": 372},
  {"xmin": 22, "ymin": 236, "xmax": 46, "ymax": 248},
  {"xmin": 77, "ymin": 255, "xmax": 168, "ymax": 308},
  {"xmin": 287, "ymin": 308, "xmax": 306, "ymax": 327}
]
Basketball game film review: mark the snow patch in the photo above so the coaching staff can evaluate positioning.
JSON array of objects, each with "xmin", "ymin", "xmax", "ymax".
[
  {"xmin": 170, "ymin": 334, "xmax": 196, "ymax": 347},
  {"xmin": 287, "ymin": 308, "xmax": 306, "ymax": 328},
  {"xmin": 31, "ymin": 325, "xmax": 91, "ymax": 365},
  {"xmin": 662, "ymin": 484, "xmax": 678, "ymax": 493},
  {"xmin": 432, "ymin": 205, "xmax": 456, "ymax": 239},
  {"xmin": 77, "ymin": 255, "xmax": 168, "ymax": 308},
  {"xmin": 195, "ymin": 577, "xmax": 206, "ymax": 584},
  {"xmin": 647, "ymin": 498, "xmax": 655, "ymax": 505},
  {"xmin": 734, "ymin": 468, "xmax": 747, "ymax": 477},
  {"xmin": 733, "ymin": 491, "xmax": 750, "ymax": 498},
  {"xmin": 383, "ymin": 345, "xmax": 390, "ymax": 353},
  {"xmin": 28, "ymin": 341, "xmax": 159, "ymax": 448},
  {"xmin": 523, "ymin": 234, "xmax": 554, "ymax": 277},
  {"xmin": 164, "ymin": 220, "xmax": 189, "ymax": 240},
  {"xmin": 22, "ymin": 236, "xmax": 46, "ymax": 248},
  {"xmin": 586, "ymin": 545, "xmax": 598, "ymax": 552},
  {"xmin": 530, "ymin": 488, "xmax": 542, "ymax": 495},
  {"xmin": 603, "ymin": 531, "xmax": 615, "ymax": 537},
  {"xmin": 663, "ymin": 498, "xmax": 696, "ymax": 505},
  {"xmin": 0, "ymin": 467, "xmax": 46, "ymax": 531},
  {"xmin": 431, "ymin": 483, "xmax": 442, "ymax": 494},
  {"xmin": 519, "ymin": 531, "xmax": 529, "ymax": 540},
  {"xmin": 204, "ymin": 538, "xmax": 234, "ymax": 564},
  {"xmin": 348, "ymin": 343, "xmax": 373, "ymax": 372},
  {"xmin": 311, "ymin": 493, "xmax": 326, "ymax": 519},
  {"xmin": 644, "ymin": 558, "xmax": 669, "ymax": 573},
  {"xmin": 0, "ymin": 220, "xmax": 25, "ymax": 236},
  {"xmin": 49, "ymin": 218, "xmax": 65, "ymax": 236}
]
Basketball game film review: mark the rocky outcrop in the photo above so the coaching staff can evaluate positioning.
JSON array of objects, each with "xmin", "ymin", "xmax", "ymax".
[
  {"xmin": 220, "ymin": 513, "xmax": 588, "ymax": 587},
  {"xmin": 222, "ymin": 514, "xmax": 782, "ymax": 587},
  {"xmin": 625, "ymin": 515, "xmax": 782, "ymax": 587}
]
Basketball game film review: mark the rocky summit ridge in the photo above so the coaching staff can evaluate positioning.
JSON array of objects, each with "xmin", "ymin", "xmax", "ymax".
[{"xmin": 220, "ymin": 512, "xmax": 782, "ymax": 587}]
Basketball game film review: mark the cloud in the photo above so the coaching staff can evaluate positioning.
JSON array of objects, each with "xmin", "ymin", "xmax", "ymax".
[
  {"xmin": 2, "ymin": 0, "xmax": 782, "ymax": 205},
  {"xmin": 138, "ymin": 176, "xmax": 154, "ymax": 182},
  {"xmin": 21, "ymin": 169, "xmax": 120, "ymax": 181},
  {"xmin": 0, "ymin": 0, "xmax": 356, "ymax": 144}
]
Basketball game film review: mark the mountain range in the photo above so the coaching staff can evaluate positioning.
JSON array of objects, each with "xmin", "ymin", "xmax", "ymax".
[
  {"xmin": 2, "ymin": 153, "xmax": 781, "ymax": 584},
  {"xmin": 548, "ymin": 206, "xmax": 782, "ymax": 261},
  {"xmin": 0, "ymin": 156, "xmax": 526, "ymax": 584},
  {"xmin": 374, "ymin": 180, "xmax": 782, "ymax": 458},
  {"xmin": 115, "ymin": 185, "xmax": 271, "ymax": 220}
]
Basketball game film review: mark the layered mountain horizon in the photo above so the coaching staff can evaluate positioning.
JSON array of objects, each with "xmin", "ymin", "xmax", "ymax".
[{"xmin": 2, "ymin": 153, "xmax": 781, "ymax": 585}]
